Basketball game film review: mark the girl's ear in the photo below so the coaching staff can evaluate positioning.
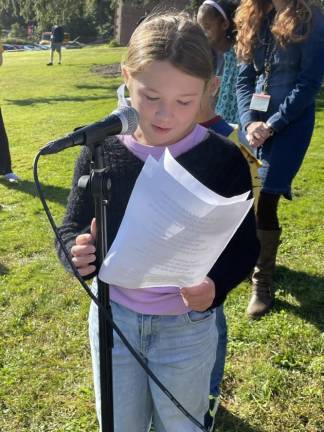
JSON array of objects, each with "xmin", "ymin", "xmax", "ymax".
[
  {"xmin": 222, "ymin": 19, "xmax": 230, "ymax": 32},
  {"xmin": 121, "ymin": 65, "xmax": 130, "ymax": 86},
  {"xmin": 209, "ymin": 75, "xmax": 220, "ymax": 97}
]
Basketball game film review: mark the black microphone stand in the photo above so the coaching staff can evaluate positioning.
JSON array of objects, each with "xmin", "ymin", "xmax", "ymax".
[{"xmin": 79, "ymin": 142, "xmax": 114, "ymax": 432}]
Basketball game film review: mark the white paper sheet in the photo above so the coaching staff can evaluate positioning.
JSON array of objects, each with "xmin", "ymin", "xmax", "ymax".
[{"xmin": 99, "ymin": 149, "xmax": 254, "ymax": 288}]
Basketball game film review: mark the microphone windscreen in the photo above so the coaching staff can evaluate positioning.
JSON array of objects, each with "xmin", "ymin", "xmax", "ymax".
[{"xmin": 112, "ymin": 106, "xmax": 139, "ymax": 135}]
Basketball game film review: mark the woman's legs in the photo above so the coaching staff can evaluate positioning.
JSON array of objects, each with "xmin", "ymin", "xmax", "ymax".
[
  {"xmin": 248, "ymin": 107, "xmax": 315, "ymax": 318},
  {"xmin": 247, "ymin": 192, "xmax": 281, "ymax": 318},
  {"xmin": 0, "ymin": 108, "xmax": 12, "ymax": 175},
  {"xmin": 256, "ymin": 191, "xmax": 280, "ymax": 231},
  {"xmin": 0, "ymin": 108, "xmax": 19, "ymax": 181}
]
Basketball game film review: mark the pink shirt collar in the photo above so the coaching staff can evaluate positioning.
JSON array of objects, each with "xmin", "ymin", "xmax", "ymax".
[{"xmin": 118, "ymin": 124, "xmax": 208, "ymax": 162}]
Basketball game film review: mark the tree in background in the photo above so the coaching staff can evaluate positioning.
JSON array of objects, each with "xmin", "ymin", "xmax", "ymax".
[
  {"xmin": 0, "ymin": 1, "xmax": 26, "ymax": 36},
  {"xmin": 0, "ymin": 0, "xmax": 115, "ymax": 42},
  {"xmin": 117, "ymin": 0, "xmax": 203, "ymax": 13}
]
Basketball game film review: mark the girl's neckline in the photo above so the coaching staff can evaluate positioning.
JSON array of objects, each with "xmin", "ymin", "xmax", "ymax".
[
  {"xmin": 114, "ymin": 125, "xmax": 211, "ymax": 165},
  {"xmin": 118, "ymin": 124, "xmax": 209, "ymax": 162}
]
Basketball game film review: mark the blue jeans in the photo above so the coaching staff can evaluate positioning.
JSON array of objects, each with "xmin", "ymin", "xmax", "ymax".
[
  {"xmin": 210, "ymin": 304, "xmax": 227, "ymax": 397},
  {"xmin": 89, "ymin": 299, "xmax": 217, "ymax": 432}
]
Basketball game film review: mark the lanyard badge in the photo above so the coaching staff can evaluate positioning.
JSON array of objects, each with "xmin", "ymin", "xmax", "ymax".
[
  {"xmin": 249, "ymin": 35, "xmax": 276, "ymax": 113},
  {"xmin": 250, "ymin": 93, "xmax": 271, "ymax": 112}
]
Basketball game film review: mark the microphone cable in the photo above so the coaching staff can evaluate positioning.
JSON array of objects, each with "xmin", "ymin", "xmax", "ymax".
[{"xmin": 33, "ymin": 149, "xmax": 209, "ymax": 432}]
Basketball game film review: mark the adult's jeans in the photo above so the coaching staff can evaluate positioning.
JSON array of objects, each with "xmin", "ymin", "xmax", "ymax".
[{"xmin": 89, "ymin": 298, "xmax": 217, "ymax": 432}]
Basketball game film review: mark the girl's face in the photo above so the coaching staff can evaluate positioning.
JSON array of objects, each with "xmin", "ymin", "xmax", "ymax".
[
  {"xmin": 271, "ymin": 0, "xmax": 286, "ymax": 10},
  {"xmin": 197, "ymin": 10, "xmax": 229, "ymax": 52},
  {"xmin": 123, "ymin": 60, "xmax": 206, "ymax": 146}
]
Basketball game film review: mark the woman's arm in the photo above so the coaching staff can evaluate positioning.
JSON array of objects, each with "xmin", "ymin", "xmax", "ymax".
[
  {"xmin": 237, "ymin": 61, "xmax": 273, "ymax": 148},
  {"xmin": 267, "ymin": 12, "xmax": 324, "ymax": 132},
  {"xmin": 236, "ymin": 62, "xmax": 259, "ymax": 131}
]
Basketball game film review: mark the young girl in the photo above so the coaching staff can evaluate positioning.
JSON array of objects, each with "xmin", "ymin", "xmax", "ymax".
[
  {"xmin": 56, "ymin": 12, "xmax": 259, "ymax": 432},
  {"xmin": 197, "ymin": 0, "xmax": 240, "ymax": 124},
  {"xmin": 235, "ymin": 0, "xmax": 324, "ymax": 319}
]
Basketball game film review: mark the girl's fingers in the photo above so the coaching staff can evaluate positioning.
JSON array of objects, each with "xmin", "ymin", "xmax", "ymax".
[
  {"xmin": 75, "ymin": 233, "xmax": 95, "ymax": 246},
  {"xmin": 90, "ymin": 218, "xmax": 97, "ymax": 239},
  {"xmin": 72, "ymin": 254, "xmax": 96, "ymax": 267},
  {"xmin": 71, "ymin": 243, "xmax": 96, "ymax": 257},
  {"xmin": 77, "ymin": 265, "xmax": 96, "ymax": 277}
]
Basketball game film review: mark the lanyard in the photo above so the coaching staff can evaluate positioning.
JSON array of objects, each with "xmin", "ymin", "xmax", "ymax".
[{"xmin": 262, "ymin": 22, "xmax": 277, "ymax": 94}]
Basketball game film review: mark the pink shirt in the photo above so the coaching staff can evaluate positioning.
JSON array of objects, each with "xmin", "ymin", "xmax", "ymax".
[{"xmin": 109, "ymin": 124, "xmax": 208, "ymax": 315}]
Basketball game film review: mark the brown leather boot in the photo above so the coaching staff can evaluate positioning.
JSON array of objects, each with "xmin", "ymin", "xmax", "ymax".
[{"xmin": 247, "ymin": 229, "xmax": 281, "ymax": 319}]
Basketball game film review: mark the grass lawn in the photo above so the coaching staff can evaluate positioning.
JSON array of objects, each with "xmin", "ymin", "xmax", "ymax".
[{"xmin": 0, "ymin": 46, "xmax": 323, "ymax": 432}]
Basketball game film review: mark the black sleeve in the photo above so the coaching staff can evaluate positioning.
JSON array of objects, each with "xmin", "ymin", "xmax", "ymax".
[
  {"xmin": 55, "ymin": 146, "xmax": 96, "ymax": 276},
  {"xmin": 207, "ymin": 145, "xmax": 260, "ymax": 307}
]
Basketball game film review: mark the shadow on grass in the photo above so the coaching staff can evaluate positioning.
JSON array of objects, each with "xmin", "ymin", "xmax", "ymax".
[
  {"xmin": 0, "ymin": 263, "xmax": 9, "ymax": 275},
  {"xmin": 274, "ymin": 265, "xmax": 324, "ymax": 332},
  {"xmin": 214, "ymin": 405, "xmax": 262, "ymax": 432},
  {"xmin": 149, "ymin": 405, "xmax": 261, "ymax": 432},
  {"xmin": 0, "ymin": 178, "xmax": 70, "ymax": 207},
  {"xmin": 315, "ymin": 86, "xmax": 324, "ymax": 111},
  {"xmin": 4, "ymin": 94, "xmax": 116, "ymax": 106},
  {"xmin": 74, "ymin": 83, "xmax": 120, "ymax": 91}
]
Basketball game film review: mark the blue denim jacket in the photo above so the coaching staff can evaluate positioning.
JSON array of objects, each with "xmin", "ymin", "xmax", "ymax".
[{"xmin": 237, "ymin": 8, "xmax": 324, "ymax": 132}]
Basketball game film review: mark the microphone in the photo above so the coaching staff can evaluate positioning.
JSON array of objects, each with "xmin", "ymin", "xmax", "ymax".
[{"xmin": 39, "ymin": 106, "xmax": 139, "ymax": 155}]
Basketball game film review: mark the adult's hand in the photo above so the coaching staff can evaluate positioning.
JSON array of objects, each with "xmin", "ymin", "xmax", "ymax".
[{"xmin": 247, "ymin": 121, "xmax": 272, "ymax": 148}]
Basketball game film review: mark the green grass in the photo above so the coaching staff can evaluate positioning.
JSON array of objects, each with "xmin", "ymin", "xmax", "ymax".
[{"xmin": 0, "ymin": 47, "xmax": 323, "ymax": 431}]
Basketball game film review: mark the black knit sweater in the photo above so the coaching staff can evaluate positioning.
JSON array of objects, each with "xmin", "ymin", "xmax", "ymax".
[{"xmin": 56, "ymin": 131, "xmax": 259, "ymax": 307}]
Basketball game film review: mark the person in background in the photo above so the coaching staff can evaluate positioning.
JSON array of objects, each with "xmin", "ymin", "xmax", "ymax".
[
  {"xmin": 47, "ymin": 25, "xmax": 64, "ymax": 66},
  {"xmin": 197, "ymin": 74, "xmax": 261, "ymax": 431},
  {"xmin": 198, "ymin": 75, "xmax": 262, "ymax": 206},
  {"xmin": 0, "ymin": 40, "xmax": 20, "ymax": 183},
  {"xmin": 197, "ymin": 0, "xmax": 240, "ymax": 124},
  {"xmin": 55, "ymin": 12, "xmax": 259, "ymax": 432},
  {"xmin": 235, "ymin": 0, "xmax": 324, "ymax": 319}
]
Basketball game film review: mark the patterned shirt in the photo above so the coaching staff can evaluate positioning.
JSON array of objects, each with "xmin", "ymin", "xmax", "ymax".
[{"xmin": 215, "ymin": 48, "xmax": 239, "ymax": 124}]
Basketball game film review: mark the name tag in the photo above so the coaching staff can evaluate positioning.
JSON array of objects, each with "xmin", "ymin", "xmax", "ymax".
[{"xmin": 249, "ymin": 93, "xmax": 271, "ymax": 112}]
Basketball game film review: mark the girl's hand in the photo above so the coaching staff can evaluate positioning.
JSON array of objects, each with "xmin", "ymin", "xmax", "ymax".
[
  {"xmin": 180, "ymin": 277, "xmax": 215, "ymax": 311},
  {"xmin": 71, "ymin": 218, "xmax": 97, "ymax": 276},
  {"xmin": 246, "ymin": 121, "xmax": 272, "ymax": 148}
]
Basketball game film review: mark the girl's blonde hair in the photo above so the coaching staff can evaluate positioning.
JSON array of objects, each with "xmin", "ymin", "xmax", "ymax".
[
  {"xmin": 123, "ymin": 11, "xmax": 214, "ymax": 83},
  {"xmin": 235, "ymin": 0, "xmax": 322, "ymax": 62}
]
